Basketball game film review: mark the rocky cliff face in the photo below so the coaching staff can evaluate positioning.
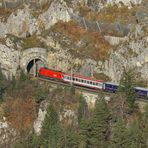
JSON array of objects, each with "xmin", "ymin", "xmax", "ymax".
[
  {"xmin": 0, "ymin": 0, "xmax": 148, "ymax": 144},
  {"xmin": 0, "ymin": 0, "xmax": 147, "ymax": 82}
]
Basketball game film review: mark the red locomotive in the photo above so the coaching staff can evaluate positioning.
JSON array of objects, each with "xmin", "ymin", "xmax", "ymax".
[{"xmin": 39, "ymin": 67, "xmax": 63, "ymax": 80}]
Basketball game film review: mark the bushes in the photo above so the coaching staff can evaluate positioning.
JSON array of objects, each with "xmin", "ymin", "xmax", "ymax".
[
  {"xmin": 21, "ymin": 35, "xmax": 47, "ymax": 49},
  {"xmin": 79, "ymin": 5, "xmax": 138, "ymax": 24},
  {"xmin": 4, "ymin": 97, "xmax": 37, "ymax": 136},
  {"xmin": 34, "ymin": 85, "xmax": 48, "ymax": 103},
  {"xmin": 0, "ymin": 68, "xmax": 8, "ymax": 101},
  {"xmin": 51, "ymin": 21, "xmax": 111, "ymax": 60}
]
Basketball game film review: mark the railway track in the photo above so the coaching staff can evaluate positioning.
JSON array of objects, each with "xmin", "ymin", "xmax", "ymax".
[
  {"xmin": 37, "ymin": 76, "xmax": 100, "ymax": 94},
  {"xmin": 33, "ymin": 76, "xmax": 148, "ymax": 102}
]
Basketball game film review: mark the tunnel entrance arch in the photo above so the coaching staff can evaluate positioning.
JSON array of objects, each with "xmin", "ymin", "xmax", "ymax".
[{"xmin": 26, "ymin": 58, "xmax": 47, "ymax": 76}]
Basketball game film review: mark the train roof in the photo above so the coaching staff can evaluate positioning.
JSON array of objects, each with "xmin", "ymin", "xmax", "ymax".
[
  {"xmin": 103, "ymin": 82, "xmax": 119, "ymax": 86},
  {"xmin": 63, "ymin": 73, "xmax": 104, "ymax": 82},
  {"xmin": 134, "ymin": 87, "xmax": 148, "ymax": 91},
  {"xmin": 40, "ymin": 67, "xmax": 62, "ymax": 73}
]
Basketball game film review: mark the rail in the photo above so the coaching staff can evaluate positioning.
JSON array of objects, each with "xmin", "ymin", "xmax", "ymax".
[{"xmin": 31, "ymin": 75, "xmax": 148, "ymax": 102}]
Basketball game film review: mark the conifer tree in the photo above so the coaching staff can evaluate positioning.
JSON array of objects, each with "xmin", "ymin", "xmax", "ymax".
[
  {"xmin": 126, "ymin": 121, "xmax": 145, "ymax": 148},
  {"xmin": 142, "ymin": 104, "xmax": 148, "ymax": 146},
  {"xmin": 89, "ymin": 98, "xmax": 110, "ymax": 148},
  {"xmin": 58, "ymin": 129, "xmax": 79, "ymax": 148},
  {"xmin": 78, "ymin": 94, "xmax": 87, "ymax": 124},
  {"xmin": 119, "ymin": 69, "xmax": 136, "ymax": 113},
  {"xmin": 40, "ymin": 103, "xmax": 61, "ymax": 148},
  {"xmin": 0, "ymin": 68, "xmax": 7, "ymax": 100},
  {"xmin": 20, "ymin": 70, "xmax": 28, "ymax": 82},
  {"xmin": 110, "ymin": 119, "xmax": 127, "ymax": 148},
  {"xmin": 79, "ymin": 118, "xmax": 92, "ymax": 148}
]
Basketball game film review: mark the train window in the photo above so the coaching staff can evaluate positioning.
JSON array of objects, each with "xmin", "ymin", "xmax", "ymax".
[
  {"xmin": 90, "ymin": 81, "xmax": 92, "ymax": 84},
  {"xmin": 73, "ymin": 78, "xmax": 75, "ymax": 81},
  {"xmin": 97, "ymin": 83, "xmax": 100, "ymax": 86},
  {"xmin": 82, "ymin": 80, "xmax": 84, "ymax": 82}
]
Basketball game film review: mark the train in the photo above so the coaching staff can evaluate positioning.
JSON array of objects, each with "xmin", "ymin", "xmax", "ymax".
[{"xmin": 38, "ymin": 67, "xmax": 148, "ymax": 99}]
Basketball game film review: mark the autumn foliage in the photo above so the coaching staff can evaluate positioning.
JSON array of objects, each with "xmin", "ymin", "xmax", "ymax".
[
  {"xmin": 52, "ymin": 21, "xmax": 111, "ymax": 60},
  {"xmin": 4, "ymin": 96, "xmax": 37, "ymax": 136}
]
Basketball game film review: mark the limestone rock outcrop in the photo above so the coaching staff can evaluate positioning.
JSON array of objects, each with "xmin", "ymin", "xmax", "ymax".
[
  {"xmin": 0, "ymin": 44, "xmax": 19, "ymax": 78},
  {"xmin": 39, "ymin": 0, "xmax": 71, "ymax": 30}
]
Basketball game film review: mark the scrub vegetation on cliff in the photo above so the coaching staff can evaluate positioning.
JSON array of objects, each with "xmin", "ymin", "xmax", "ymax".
[
  {"xmin": 79, "ymin": 4, "xmax": 139, "ymax": 24},
  {"xmin": 45, "ymin": 21, "xmax": 112, "ymax": 60}
]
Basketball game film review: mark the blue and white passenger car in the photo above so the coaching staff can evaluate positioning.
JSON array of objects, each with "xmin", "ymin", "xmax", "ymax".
[
  {"xmin": 134, "ymin": 87, "xmax": 148, "ymax": 99},
  {"xmin": 103, "ymin": 82, "xmax": 119, "ymax": 93}
]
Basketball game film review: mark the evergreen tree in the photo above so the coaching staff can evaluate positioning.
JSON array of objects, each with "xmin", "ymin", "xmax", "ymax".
[
  {"xmin": 0, "ymin": 68, "xmax": 7, "ymax": 100},
  {"xmin": 34, "ymin": 86, "xmax": 47, "ymax": 103},
  {"xmin": 13, "ymin": 134, "xmax": 40, "ymax": 148},
  {"xmin": 126, "ymin": 121, "xmax": 145, "ymax": 148},
  {"xmin": 78, "ymin": 94, "xmax": 87, "ymax": 124},
  {"xmin": 142, "ymin": 104, "xmax": 148, "ymax": 147},
  {"xmin": 110, "ymin": 119, "xmax": 127, "ymax": 148},
  {"xmin": 79, "ymin": 118, "xmax": 92, "ymax": 148},
  {"xmin": 89, "ymin": 98, "xmax": 110, "ymax": 148},
  {"xmin": 58, "ymin": 129, "xmax": 79, "ymax": 148},
  {"xmin": 19, "ymin": 69, "xmax": 28, "ymax": 82},
  {"xmin": 11, "ymin": 76, "xmax": 17, "ymax": 90},
  {"xmin": 119, "ymin": 69, "xmax": 136, "ymax": 113},
  {"xmin": 40, "ymin": 103, "xmax": 61, "ymax": 148}
]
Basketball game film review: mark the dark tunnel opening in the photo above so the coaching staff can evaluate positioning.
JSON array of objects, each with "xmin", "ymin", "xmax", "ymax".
[{"xmin": 27, "ymin": 59, "xmax": 44, "ymax": 75}]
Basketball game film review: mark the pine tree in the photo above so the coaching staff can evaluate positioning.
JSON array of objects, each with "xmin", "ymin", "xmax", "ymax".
[
  {"xmin": 78, "ymin": 94, "xmax": 87, "ymax": 124},
  {"xmin": 19, "ymin": 69, "xmax": 28, "ymax": 82},
  {"xmin": 40, "ymin": 103, "xmax": 61, "ymax": 148},
  {"xmin": 58, "ymin": 129, "xmax": 79, "ymax": 148},
  {"xmin": 142, "ymin": 104, "xmax": 148, "ymax": 147},
  {"xmin": 79, "ymin": 118, "xmax": 92, "ymax": 148},
  {"xmin": 119, "ymin": 69, "xmax": 136, "ymax": 113},
  {"xmin": 110, "ymin": 119, "xmax": 127, "ymax": 148},
  {"xmin": 126, "ymin": 121, "xmax": 145, "ymax": 148},
  {"xmin": 34, "ymin": 86, "xmax": 47, "ymax": 103},
  {"xmin": 0, "ymin": 68, "xmax": 7, "ymax": 100},
  {"xmin": 89, "ymin": 98, "xmax": 110, "ymax": 148}
]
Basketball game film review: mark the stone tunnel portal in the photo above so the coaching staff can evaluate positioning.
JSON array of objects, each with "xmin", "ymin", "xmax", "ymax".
[{"xmin": 27, "ymin": 58, "xmax": 46, "ymax": 76}]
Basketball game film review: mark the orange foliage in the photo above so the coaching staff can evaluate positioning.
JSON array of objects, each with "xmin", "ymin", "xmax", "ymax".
[
  {"xmin": 78, "ymin": 31, "xmax": 110, "ymax": 60},
  {"xmin": 4, "ymin": 97, "xmax": 37, "ymax": 136},
  {"xmin": 52, "ymin": 21, "xmax": 86, "ymax": 41},
  {"xmin": 79, "ymin": 5, "xmax": 138, "ymax": 24},
  {"xmin": 52, "ymin": 21, "xmax": 111, "ymax": 60},
  {"xmin": 0, "ymin": 8, "xmax": 12, "ymax": 18}
]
